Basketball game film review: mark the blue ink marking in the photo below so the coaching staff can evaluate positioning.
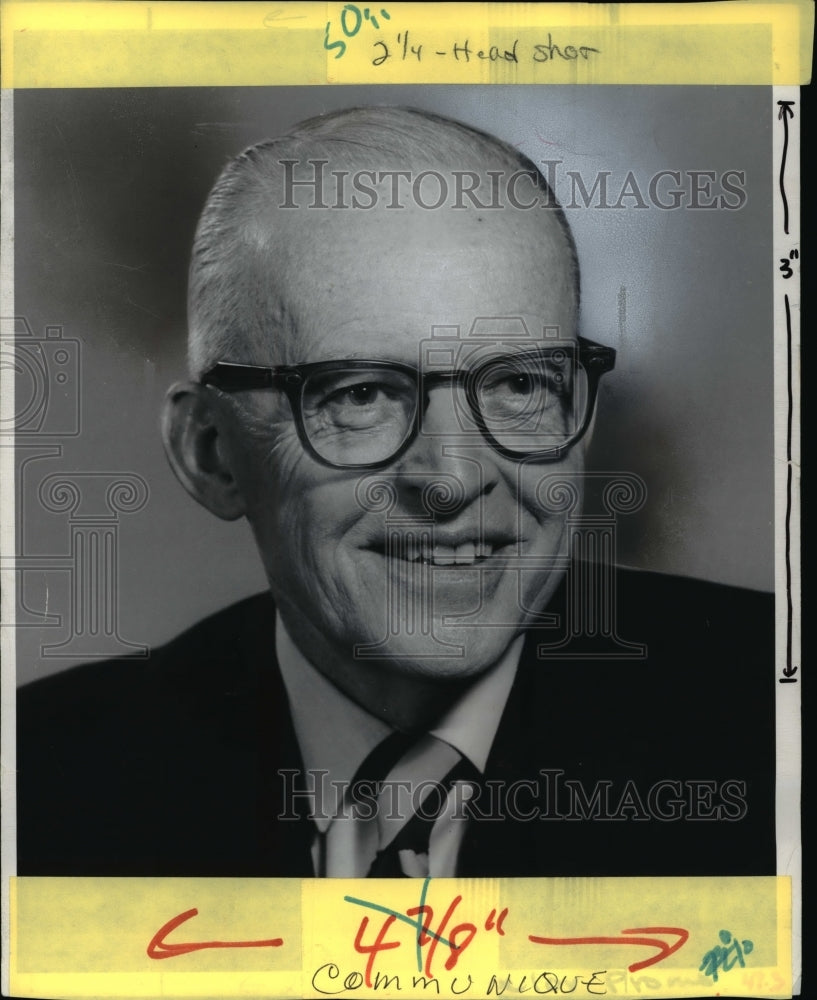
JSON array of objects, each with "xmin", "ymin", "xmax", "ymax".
[
  {"xmin": 416, "ymin": 876, "xmax": 430, "ymax": 972},
  {"xmin": 363, "ymin": 7, "xmax": 390, "ymax": 29},
  {"xmin": 699, "ymin": 929, "xmax": 754, "ymax": 982},
  {"xmin": 323, "ymin": 21, "xmax": 346, "ymax": 59},
  {"xmin": 325, "ymin": 5, "xmax": 391, "ymax": 59},
  {"xmin": 340, "ymin": 4, "xmax": 362, "ymax": 38},
  {"xmin": 344, "ymin": 877, "xmax": 452, "ymax": 973}
]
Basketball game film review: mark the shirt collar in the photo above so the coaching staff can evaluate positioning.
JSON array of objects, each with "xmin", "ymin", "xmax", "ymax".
[
  {"xmin": 429, "ymin": 633, "xmax": 523, "ymax": 772},
  {"xmin": 276, "ymin": 613, "xmax": 522, "ymax": 831}
]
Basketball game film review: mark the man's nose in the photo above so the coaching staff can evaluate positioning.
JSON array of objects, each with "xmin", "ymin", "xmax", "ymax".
[{"xmin": 391, "ymin": 385, "xmax": 499, "ymax": 517}]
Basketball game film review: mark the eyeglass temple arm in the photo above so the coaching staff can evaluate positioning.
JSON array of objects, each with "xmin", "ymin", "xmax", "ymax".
[{"xmin": 200, "ymin": 362, "xmax": 294, "ymax": 390}]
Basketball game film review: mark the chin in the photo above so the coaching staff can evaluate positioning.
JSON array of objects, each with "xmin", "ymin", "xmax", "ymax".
[{"xmin": 350, "ymin": 617, "xmax": 521, "ymax": 682}]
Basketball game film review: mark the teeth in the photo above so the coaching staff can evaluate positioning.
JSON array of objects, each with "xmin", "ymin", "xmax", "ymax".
[
  {"xmin": 455, "ymin": 542, "xmax": 475, "ymax": 565},
  {"xmin": 395, "ymin": 540, "xmax": 498, "ymax": 565},
  {"xmin": 433, "ymin": 544, "xmax": 456, "ymax": 566},
  {"xmin": 429, "ymin": 541, "xmax": 494, "ymax": 565}
]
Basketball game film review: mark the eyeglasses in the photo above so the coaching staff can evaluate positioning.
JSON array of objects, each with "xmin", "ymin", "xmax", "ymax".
[{"xmin": 201, "ymin": 337, "xmax": 615, "ymax": 470}]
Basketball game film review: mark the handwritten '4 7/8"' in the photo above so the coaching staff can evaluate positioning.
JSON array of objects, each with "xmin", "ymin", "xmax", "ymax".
[{"xmin": 343, "ymin": 879, "xmax": 689, "ymax": 985}]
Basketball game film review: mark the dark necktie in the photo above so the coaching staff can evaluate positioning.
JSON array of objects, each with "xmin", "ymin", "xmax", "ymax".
[
  {"xmin": 354, "ymin": 729, "xmax": 416, "ymax": 785},
  {"xmin": 367, "ymin": 740, "xmax": 479, "ymax": 877},
  {"xmin": 315, "ymin": 730, "xmax": 414, "ymax": 876}
]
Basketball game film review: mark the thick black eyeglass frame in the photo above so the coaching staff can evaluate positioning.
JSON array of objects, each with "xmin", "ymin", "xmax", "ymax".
[{"xmin": 200, "ymin": 336, "xmax": 616, "ymax": 470}]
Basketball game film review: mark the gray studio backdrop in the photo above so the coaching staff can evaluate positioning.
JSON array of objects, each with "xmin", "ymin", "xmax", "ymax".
[{"xmin": 12, "ymin": 85, "xmax": 774, "ymax": 684}]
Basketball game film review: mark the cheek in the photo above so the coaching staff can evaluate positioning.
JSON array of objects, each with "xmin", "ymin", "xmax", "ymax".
[
  {"xmin": 232, "ymin": 415, "xmax": 312, "ymax": 513},
  {"xmin": 226, "ymin": 422, "xmax": 312, "ymax": 555},
  {"xmin": 238, "ymin": 429, "xmax": 367, "ymax": 571},
  {"xmin": 516, "ymin": 450, "xmax": 585, "ymax": 528}
]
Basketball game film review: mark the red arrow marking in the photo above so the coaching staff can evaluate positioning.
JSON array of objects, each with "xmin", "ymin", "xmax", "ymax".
[
  {"xmin": 529, "ymin": 925, "xmax": 689, "ymax": 973},
  {"xmin": 147, "ymin": 908, "xmax": 284, "ymax": 960}
]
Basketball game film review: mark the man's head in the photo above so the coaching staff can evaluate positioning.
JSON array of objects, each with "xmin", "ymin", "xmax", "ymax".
[{"xmin": 163, "ymin": 107, "xmax": 597, "ymax": 726}]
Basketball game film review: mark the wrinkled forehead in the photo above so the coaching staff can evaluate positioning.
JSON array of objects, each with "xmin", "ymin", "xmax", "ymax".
[{"xmin": 239, "ymin": 166, "xmax": 577, "ymax": 366}]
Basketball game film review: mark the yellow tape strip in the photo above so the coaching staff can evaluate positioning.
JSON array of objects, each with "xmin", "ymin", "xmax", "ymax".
[
  {"xmin": 10, "ymin": 876, "xmax": 791, "ymax": 998},
  {"xmin": 0, "ymin": 1, "xmax": 813, "ymax": 87}
]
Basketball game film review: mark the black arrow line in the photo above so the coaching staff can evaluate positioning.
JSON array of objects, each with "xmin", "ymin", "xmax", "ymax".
[
  {"xmin": 778, "ymin": 101, "xmax": 795, "ymax": 235},
  {"xmin": 783, "ymin": 293, "xmax": 796, "ymax": 683}
]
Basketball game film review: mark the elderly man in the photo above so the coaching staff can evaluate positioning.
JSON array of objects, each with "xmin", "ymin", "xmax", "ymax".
[{"xmin": 17, "ymin": 107, "xmax": 774, "ymax": 878}]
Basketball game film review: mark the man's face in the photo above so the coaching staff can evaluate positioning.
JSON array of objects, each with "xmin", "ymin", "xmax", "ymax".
[{"xmin": 218, "ymin": 188, "xmax": 581, "ymax": 691}]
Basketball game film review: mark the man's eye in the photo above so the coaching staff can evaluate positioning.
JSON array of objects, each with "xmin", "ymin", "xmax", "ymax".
[
  {"xmin": 340, "ymin": 383, "xmax": 381, "ymax": 406},
  {"xmin": 315, "ymin": 381, "xmax": 391, "ymax": 411},
  {"xmin": 504, "ymin": 374, "xmax": 538, "ymax": 394},
  {"xmin": 303, "ymin": 370, "xmax": 417, "ymax": 434},
  {"xmin": 315, "ymin": 380, "xmax": 402, "ymax": 429},
  {"xmin": 489, "ymin": 371, "xmax": 550, "ymax": 396}
]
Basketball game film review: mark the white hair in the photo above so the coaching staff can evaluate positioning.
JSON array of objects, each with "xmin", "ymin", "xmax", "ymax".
[{"xmin": 187, "ymin": 106, "xmax": 580, "ymax": 378}]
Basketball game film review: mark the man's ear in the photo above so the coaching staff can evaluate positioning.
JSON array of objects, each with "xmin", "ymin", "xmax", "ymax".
[{"xmin": 161, "ymin": 383, "xmax": 247, "ymax": 521}]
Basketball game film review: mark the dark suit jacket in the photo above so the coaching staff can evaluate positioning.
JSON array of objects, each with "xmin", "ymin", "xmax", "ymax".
[{"xmin": 17, "ymin": 567, "xmax": 776, "ymax": 876}]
